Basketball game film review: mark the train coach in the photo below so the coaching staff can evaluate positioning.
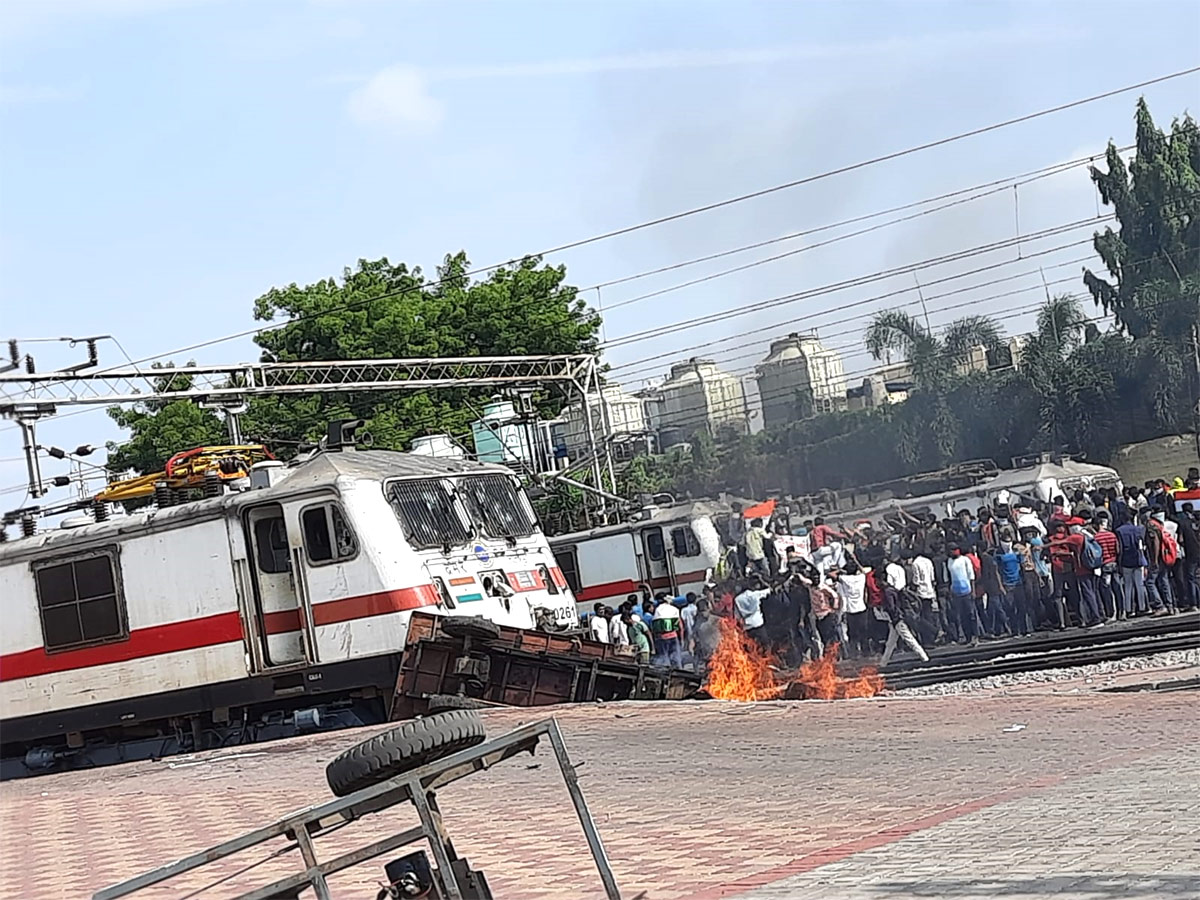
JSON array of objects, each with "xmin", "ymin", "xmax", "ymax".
[{"xmin": 0, "ymin": 443, "xmax": 578, "ymax": 777}]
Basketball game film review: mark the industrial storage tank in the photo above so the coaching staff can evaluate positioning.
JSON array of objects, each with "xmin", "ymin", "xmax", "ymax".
[
  {"xmin": 652, "ymin": 358, "xmax": 747, "ymax": 449},
  {"xmin": 755, "ymin": 332, "xmax": 847, "ymax": 430}
]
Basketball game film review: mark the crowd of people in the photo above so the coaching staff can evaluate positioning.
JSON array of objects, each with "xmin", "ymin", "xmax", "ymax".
[{"xmin": 582, "ymin": 468, "xmax": 1200, "ymax": 673}]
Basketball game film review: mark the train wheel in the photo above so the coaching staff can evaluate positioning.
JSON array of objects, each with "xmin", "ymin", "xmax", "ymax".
[{"xmin": 325, "ymin": 710, "xmax": 486, "ymax": 797}]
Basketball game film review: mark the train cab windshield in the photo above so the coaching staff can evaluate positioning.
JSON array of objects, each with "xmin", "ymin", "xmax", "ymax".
[{"xmin": 386, "ymin": 474, "xmax": 536, "ymax": 549}]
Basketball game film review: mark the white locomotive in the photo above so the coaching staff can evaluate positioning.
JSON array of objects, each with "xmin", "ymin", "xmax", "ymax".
[{"xmin": 0, "ymin": 443, "xmax": 578, "ymax": 777}]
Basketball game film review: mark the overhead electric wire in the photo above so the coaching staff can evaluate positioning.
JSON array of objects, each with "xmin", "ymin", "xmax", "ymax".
[
  {"xmin": 614, "ymin": 275, "xmax": 1080, "ymax": 383},
  {"xmin": 597, "ymin": 154, "xmax": 1130, "ymax": 314},
  {"xmin": 15, "ymin": 66, "xmax": 1195, "ymax": 385},
  {"xmin": 589, "ymin": 146, "xmax": 1131, "ymax": 293},
  {"xmin": 608, "ymin": 257, "xmax": 1095, "ymax": 379},
  {"xmin": 609, "ymin": 240, "xmax": 1196, "ymax": 381},
  {"xmin": 601, "ymin": 219, "xmax": 1110, "ymax": 349},
  {"xmin": 538, "ymin": 66, "xmax": 1197, "ymax": 255}
]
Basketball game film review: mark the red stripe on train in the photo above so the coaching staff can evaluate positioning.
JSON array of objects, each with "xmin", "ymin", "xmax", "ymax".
[
  {"xmin": 0, "ymin": 585, "xmax": 440, "ymax": 681},
  {"xmin": 574, "ymin": 570, "xmax": 709, "ymax": 602}
]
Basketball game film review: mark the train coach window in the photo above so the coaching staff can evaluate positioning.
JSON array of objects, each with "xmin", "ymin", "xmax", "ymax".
[
  {"xmin": 671, "ymin": 526, "xmax": 701, "ymax": 557},
  {"xmin": 301, "ymin": 503, "xmax": 358, "ymax": 565},
  {"xmin": 33, "ymin": 549, "xmax": 128, "ymax": 652}
]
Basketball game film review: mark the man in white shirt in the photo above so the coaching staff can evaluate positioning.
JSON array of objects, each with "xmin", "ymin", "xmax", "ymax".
[
  {"xmin": 609, "ymin": 606, "xmax": 631, "ymax": 651},
  {"xmin": 884, "ymin": 555, "xmax": 907, "ymax": 592},
  {"xmin": 734, "ymin": 579, "xmax": 770, "ymax": 646},
  {"xmin": 679, "ymin": 592, "xmax": 699, "ymax": 657},
  {"xmin": 652, "ymin": 596, "xmax": 684, "ymax": 668},
  {"xmin": 831, "ymin": 563, "xmax": 868, "ymax": 657},
  {"xmin": 589, "ymin": 603, "xmax": 610, "ymax": 644}
]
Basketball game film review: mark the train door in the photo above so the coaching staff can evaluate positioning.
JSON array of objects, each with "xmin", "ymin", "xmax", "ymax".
[
  {"xmin": 243, "ymin": 503, "xmax": 315, "ymax": 668},
  {"xmin": 640, "ymin": 525, "xmax": 677, "ymax": 596}
]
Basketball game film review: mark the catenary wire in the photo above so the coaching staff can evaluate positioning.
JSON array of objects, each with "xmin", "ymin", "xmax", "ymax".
[{"xmin": 13, "ymin": 66, "xmax": 1194, "ymax": 383}]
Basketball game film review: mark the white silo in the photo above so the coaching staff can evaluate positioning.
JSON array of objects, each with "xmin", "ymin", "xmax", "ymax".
[
  {"xmin": 756, "ymin": 332, "xmax": 847, "ymax": 430},
  {"xmin": 655, "ymin": 358, "xmax": 747, "ymax": 448}
]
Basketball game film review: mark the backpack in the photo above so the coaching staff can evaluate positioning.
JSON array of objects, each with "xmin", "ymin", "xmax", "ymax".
[
  {"xmin": 1080, "ymin": 533, "xmax": 1104, "ymax": 569},
  {"xmin": 1160, "ymin": 530, "xmax": 1179, "ymax": 566}
]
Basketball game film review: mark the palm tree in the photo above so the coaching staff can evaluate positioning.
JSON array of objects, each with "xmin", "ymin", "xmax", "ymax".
[
  {"xmin": 864, "ymin": 311, "xmax": 1004, "ymax": 391},
  {"xmin": 862, "ymin": 310, "xmax": 1003, "ymax": 469},
  {"xmin": 1018, "ymin": 294, "xmax": 1116, "ymax": 452}
]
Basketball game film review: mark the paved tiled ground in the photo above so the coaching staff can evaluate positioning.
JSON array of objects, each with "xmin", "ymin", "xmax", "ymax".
[
  {"xmin": 726, "ymin": 751, "xmax": 1200, "ymax": 899},
  {"xmin": 1, "ymin": 685, "xmax": 1198, "ymax": 899}
]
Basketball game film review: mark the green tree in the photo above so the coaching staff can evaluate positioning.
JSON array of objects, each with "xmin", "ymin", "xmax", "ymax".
[
  {"xmin": 1084, "ymin": 99, "xmax": 1199, "ymax": 334},
  {"xmin": 864, "ymin": 310, "xmax": 1002, "ymax": 467},
  {"xmin": 1017, "ymin": 294, "xmax": 1117, "ymax": 453},
  {"xmin": 1084, "ymin": 99, "xmax": 1200, "ymax": 429},
  {"xmin": 864, "ymin": 311, "xmax": 1003, "ymax": 390},
  {"xmin": 108, "ymin": 253, "xmax": 601, "ymax": 472}
]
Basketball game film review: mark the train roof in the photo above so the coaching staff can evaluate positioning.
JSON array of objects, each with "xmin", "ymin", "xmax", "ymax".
[
  {"xmin": 0, "ymin": 449, "xmax": 516, "ymax": 560},
  {"xmin": 549, "ymin": 498, "xmax": 732, "ymax": 544}
]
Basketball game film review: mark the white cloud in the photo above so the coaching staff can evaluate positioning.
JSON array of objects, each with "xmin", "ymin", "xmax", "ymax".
[
  {"xmin": 346, "ymin": 64, "xmax": 443, "ymax": 135},
  {"xmin": 427, "ymin": 27, "xmax": 1073, "ymax": 81},
  {"xmin": 342, "ymin": 26, "xmax": 1078, "ymax": 136}
]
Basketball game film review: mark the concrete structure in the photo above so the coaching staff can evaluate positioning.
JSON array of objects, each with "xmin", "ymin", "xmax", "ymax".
[
  {"xmin": 645, "ymin": 358, "xmax": 747, "ymax": 449},
  {"xmin": 845, "ymin": 338, "xmax": 1023, "ymax": 411},
  {"xmin": 846, "ymin": 360, "xmax": 913, "ymax": 412},
  {"xmin": 560, "ymin": 384, "xmax": 649, "ymax": 462},
  {"xmin": 756, "ymin": 332, "xmax": 847, "ymax": 428}
]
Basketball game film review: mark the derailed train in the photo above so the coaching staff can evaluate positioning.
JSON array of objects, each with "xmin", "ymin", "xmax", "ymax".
[{"xmin": 0, "ymin": 446, "xmax": 578, "ymax": 777}]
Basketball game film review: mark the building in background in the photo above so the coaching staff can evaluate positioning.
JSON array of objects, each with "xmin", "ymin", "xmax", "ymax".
[
  {"xmin": 756, "ymin": 332, "xmax": 847, "ymax": 429},
  {"xmin": 643, "ymin": 358, "xmax": 748, "ymax": 449}
]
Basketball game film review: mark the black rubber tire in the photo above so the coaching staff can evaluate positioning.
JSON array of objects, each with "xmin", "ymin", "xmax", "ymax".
[
  {"xmin": 325, "ymin": 710, "xmax": 486, "ymax": 797},
  {"xmin": 439, "ymin": 615, "xmax": 502, "ymax": 642},
  {"xmin": 426, "ymin": 693, "xmax": 492, "ymax": 712}
]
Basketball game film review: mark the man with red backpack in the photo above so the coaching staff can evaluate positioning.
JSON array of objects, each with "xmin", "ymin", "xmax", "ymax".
[{"xmin": 1144, "ymin": 510, "xmax": 1176, "ymax": 615}]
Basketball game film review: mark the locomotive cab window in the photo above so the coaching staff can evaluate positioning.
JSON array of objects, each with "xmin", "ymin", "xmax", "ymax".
[
  {"xmin": 301, "ymin": 503, "xmax": 358, "ymax": 564},
  {"xmin": 33, "ymin": 548, "xmax": 128, "ymax": 652},
  {"xmin": 671, "ymin": 526, "xmax": 701, "ymax": 557}
]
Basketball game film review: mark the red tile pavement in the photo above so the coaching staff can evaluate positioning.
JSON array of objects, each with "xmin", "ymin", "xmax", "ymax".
[{"xmin": 1, "ymin": 690, "xmax": 1196, "ymax": 900}]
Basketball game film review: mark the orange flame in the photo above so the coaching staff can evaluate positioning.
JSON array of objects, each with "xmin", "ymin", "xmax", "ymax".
[
  {"xmin": 704, "ymin": 619, "xmax": 782, "ymax": 701},
  {"xmin": 704, "ymin": 626, "xmax": 885, "ymax": 702},
  {"xmin": 797, "ymin": 644, "xmax": 884, "ymax": 700}
]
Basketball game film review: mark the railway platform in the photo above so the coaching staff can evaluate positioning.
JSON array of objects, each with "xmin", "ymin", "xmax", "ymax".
[{"xmin": 1, "ymin": 663, "xmax": 1197, "ymax": 899}]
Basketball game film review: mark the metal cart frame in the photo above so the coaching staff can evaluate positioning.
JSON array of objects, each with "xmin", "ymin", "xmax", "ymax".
[{"xmin": 93, "ymin": 718, "xmax": 621, "ymax": 900}]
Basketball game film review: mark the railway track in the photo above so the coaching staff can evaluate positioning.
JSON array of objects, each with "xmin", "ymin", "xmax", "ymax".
[{"xmin": 882, "ymin": 612, "xmax": 1200, "ymax": 691}]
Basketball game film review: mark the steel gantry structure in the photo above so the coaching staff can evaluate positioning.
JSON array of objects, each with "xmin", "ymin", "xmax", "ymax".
[{"xmin": 0, "ymin": 353, "xmax": 617, "ymax": 518}]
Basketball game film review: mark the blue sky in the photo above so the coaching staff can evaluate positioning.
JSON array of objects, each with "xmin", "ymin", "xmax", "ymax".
[{"xmin": 1, "ymin": 0, "xmax": 1198, "ymax": 501}]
